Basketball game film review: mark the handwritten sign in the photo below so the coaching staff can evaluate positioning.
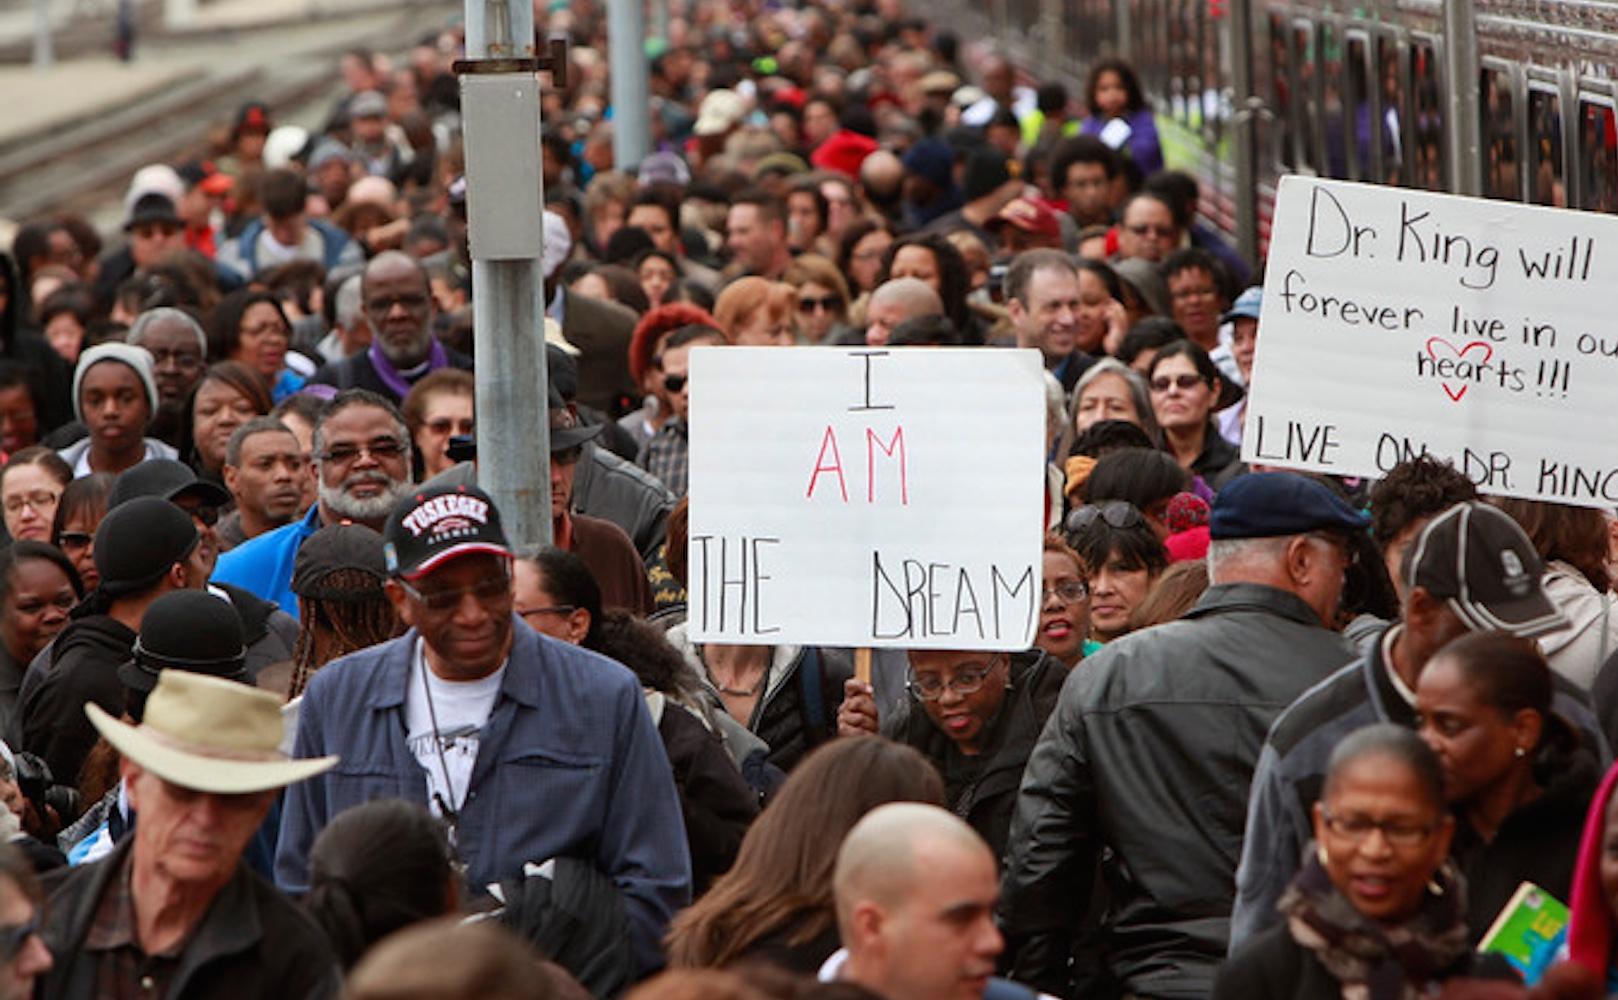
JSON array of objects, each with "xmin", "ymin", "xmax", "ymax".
[
  {"xmin": 1243, "ymin": 177, "xmax": 1618, "ymax": 506},
  {"xmin": 687, "ymin": 347, "xmax": 1046, "ymax": 650}
]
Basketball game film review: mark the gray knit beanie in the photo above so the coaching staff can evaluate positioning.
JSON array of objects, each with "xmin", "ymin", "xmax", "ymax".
[{"xmin": 71, "ymin": 343, "xmax": 160, "ymax": 424}]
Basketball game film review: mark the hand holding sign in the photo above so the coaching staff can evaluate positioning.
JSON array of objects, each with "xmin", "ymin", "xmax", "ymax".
[{"xmin": 688, "ymin": 347, "xmax": 1046, "ymax": 650}]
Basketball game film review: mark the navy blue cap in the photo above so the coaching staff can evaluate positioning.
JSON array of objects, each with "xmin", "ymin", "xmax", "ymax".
[{"xmin": 1209, "ymin": 472, "xmax": 1369, "ymax": 540}]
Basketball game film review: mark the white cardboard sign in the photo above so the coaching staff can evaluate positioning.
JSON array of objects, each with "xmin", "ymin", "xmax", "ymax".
[
  {"xmin": 1243, "ymin": 176, "xmax": 1618, "ymax": 507},
  {"xmin": 687, "ymin": 347, "xmax": 1046, "ymax": 650}
]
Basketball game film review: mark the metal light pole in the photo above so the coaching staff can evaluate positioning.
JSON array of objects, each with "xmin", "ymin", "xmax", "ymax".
[
  {"xmin": 31, "ymin": 0, "xmax": 51, "ymax": 69},
  {"xmin": 608, "ymin": 0, "xmax": 650, "ymax": 169},
  {"xmin": 458, "ymin": 0, "xmax": 553, "ymax": 546}
]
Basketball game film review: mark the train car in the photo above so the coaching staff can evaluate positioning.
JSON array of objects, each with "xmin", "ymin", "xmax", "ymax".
[{"xmin": 966, "ymin": 0, "xmax": 1618, "ymax": 270}]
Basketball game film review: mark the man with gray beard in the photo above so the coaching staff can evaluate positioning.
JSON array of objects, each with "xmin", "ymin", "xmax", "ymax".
[
  {"xmin": 212, "ymin": 389, "xmax": 415, "ymax": 620},
  {"xmin": 307, "ymin": 251, "xmax": 471, "ymax": 405}
]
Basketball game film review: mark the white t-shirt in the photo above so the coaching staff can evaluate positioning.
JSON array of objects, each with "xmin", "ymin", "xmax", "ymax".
[{"xmin": 404, "ymin": 638, "xmax": 506, "ymax": 816}]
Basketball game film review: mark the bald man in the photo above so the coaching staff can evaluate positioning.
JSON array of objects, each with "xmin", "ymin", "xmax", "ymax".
[
  {"xmin": 864, "ymin": 277, "xmax": 944, "ymax": 348},
  {"xmin": 822, "ymin": 803, "xmax": 1048, "ymax": 1000}
]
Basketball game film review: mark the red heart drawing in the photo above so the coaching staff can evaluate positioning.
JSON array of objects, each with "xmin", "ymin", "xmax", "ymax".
[{"xmin": 1424, "ymin": 338, "xmax": 1494, "ymax": 402}]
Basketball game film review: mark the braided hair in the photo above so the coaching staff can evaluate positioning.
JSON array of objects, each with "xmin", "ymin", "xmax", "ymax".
[{"xmin": 287, "ymin": 568, "xmax": 405, "ymax": 701}]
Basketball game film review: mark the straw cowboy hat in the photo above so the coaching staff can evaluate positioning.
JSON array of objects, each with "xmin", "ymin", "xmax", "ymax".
[{"xmin": 86, "ymin": 671, "xmax": 337, "ymax": 795}]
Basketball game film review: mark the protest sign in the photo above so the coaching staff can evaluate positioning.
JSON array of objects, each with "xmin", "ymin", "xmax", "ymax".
[
  {"xmin": 1243, "ymin": 176, "xmax": 1618, "ymax": 506},
  {"xmin": 687, "ymin": 347, "xmax": 1046, "ymax": 650}
]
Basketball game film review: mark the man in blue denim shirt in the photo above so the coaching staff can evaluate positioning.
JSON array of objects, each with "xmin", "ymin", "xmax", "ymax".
[{"xmin": 275, "ymin": 482, "xmax": 690, "ymax": 974}]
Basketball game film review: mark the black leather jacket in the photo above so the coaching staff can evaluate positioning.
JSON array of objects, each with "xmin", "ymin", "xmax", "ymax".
[{"xmin": 997, "ymin": 583, "xmax": 1354, "ymax": 999}]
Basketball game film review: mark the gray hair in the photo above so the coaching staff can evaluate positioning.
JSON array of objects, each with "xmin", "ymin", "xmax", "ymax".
[
  {"xmin": 126, "ymin": 307, "xmax": 206, "ymax": 354},
  {"xmin": 1062, "ymin": 357, "xmax": 1160, "ymax": 456},
  {"xmin": 334, "ymin": 274, "xmax": 365, "ymax": 330}
]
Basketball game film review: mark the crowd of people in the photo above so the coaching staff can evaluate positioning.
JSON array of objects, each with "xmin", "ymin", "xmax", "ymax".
[{"xmin": 0, "ymin": 0, "xmax": 1617, "ymax": 997}]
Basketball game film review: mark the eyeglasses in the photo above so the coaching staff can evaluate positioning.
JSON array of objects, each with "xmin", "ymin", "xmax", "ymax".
[
  {"xmin": 56, "ymin": 531, "xmax": 92, "ymax": 552},
  {"xmin": 1319, "ymin": 807, "xmax": 1437, "ymax": 848},
  {"xmin": 147, "ymin": 348, "xmax": 203, "ymax": 372},
  {"xmin": 517, "ymin": 604, "xmax": 576, "ymax": 619},
  {"xmin": 1310, "ymin": 532, "xmax": 1361, "ymax": 567},
  {"xmin": 1170, "ymin": 285, "xmax": 1219, "ymax": 302},
  {"xmin": 0, "ymin": 911, "xmax": 39, "ymax": 960},
  {"xmin": 397, "ymin": 573, "xmax": 511, "ymax": 612},
  {"xmin": 1065, "ymin": 501, "xmax": 1145, "ymax": 534},
  {"xmin": 905, "ymin": 657, "xmax": 1003, "ymax": 701},
  {"xmin": 798, "ymin": 294, "xmax": 841, "ymax": 314},
  {"xmin": 3, "ymin": 490, "xmax": 57, "ymax": 514},
  {"xmin": 1042, "ymin": 580, "xmax": 1089, "ymax": 603},
  {"xmin": 1126, "ymin": 223, "xmax": 1177, "ymax": 239},
  {"xmin": 662, "ymin": 373, "xmax": 688, "ymax": 393},
  {"xmin": 318, "ymin": 438, "xmax": 409, "ymax": 466},
  {"xmin": 365, "ymin": 293, "xmax": 430, "ymax": 315},
  {"xmin": 1150, "ymin": 373, "xmax": 1208, "ymax": 393},
  {"xmin": 426, "ymin": 417, "xmax": 474, "ymax": 436}
]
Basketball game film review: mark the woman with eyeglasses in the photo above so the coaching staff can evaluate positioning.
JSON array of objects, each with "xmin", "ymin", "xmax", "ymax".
[
  {"xmin": 400, "ymin": 368, "xmax": 473, "ymax": 482},
  {"xmin": 836, "ymin": 639, "xmax": 1068, "ymax": 864},
  {"xmin": 1216, "ymin": 724, "xmax": 1514, "ymax": 999},
  {"xmin": 1064, "ymin": 500, "xmax": 1169, "ymax": 643},
  {"xmin": 188, "ymin": 361, "xmax": 272, "ymax": 486},
  {"xmin": 1040, "ymin": 535, "xmax": 1097, "ymax": 669},
  {"xmin": 0, "ymin": 448, "xmax": 69, "ymax": 544},
  {"xmin": 1147, "ymin": 339, "xmax": 1246, "ymax": 492},
  {"xmin": 783, "ymin": 254, "xmax": 852, "ymax": 344},
  {"xmin": 1415, "ymin": 631, "xmax": 1598, "ymax": 943},
  {"xmin": 0, "ymin": 544, "xmax": 80, "ymax": 738},
  {"xmin": 210, "ymin": 289, "xmax": 309, "ymax": 404},
  {"xmin": 48, "ymin": 473, "xmax": 111, "ymax": 594}
]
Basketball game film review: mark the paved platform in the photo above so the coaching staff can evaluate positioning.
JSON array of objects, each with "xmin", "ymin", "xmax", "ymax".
[{"xmin": 0, "ymin": 55, "xmax": 203, "ymax": 147}]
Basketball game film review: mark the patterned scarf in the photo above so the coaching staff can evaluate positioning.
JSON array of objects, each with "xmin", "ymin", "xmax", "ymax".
[{"xmin": 1278, "ymin": 843, "xmax": 1470, "ymax": 1000}]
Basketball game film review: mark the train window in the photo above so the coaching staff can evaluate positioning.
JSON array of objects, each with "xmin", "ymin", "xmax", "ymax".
[
  {"xmin": 1480, "ymin": 67, "xmax": 1519, "ymax": 201},
  {"xmin": 1528, "ymin": 86, "xmax": 1566, "ymax": 207},
  {"xmin": 1269, "ymin": 13, "xmax": 1293, "ymax": 170},
  {"xmin": 1293, "ymin": 23, "xmax": 1318, "ymax": 172},
  {"xmin": 1411, "ymin": 39, "xmax": 1445, "ymax": 191},
  {"xmin": 1320, "ymin": 24, "xmax": 1347, "ymax": 178},
  {"xmin": 1579, "ymin": 99, "xmax": 1618, "ymax": 213},
  {"xmin": 1345, "ymin": 34, "xmax": 1373, "ymax": 180},
  {"xmin": 1377, "ymin": 35, "xmax": 1405, "ymax": 184}
]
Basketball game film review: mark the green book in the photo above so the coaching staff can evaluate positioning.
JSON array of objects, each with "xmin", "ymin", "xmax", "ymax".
[{"xmin": 1476, "ymin": 881, "xmax": 1568, "ymax": 985}]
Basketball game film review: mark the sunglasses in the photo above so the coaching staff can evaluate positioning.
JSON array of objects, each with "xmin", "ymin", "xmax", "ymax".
[
  {"xmin": 662, "ymin": 373, "xmax": 688, "ymax": 393},
  {"xmin": 397, "ymin": 573, "xmax": 511, "ymax": 612},
  {"xmin": 56, "ymin": 531, "xmax": 92, "ymax": 552},
  {"xmin": 1150, "ymin": 373, "xmax": 1208, "ymax": 393},
  {"xmin": 0, "ymin": 912, "xmax": 39, "ymax": 960},
  {"xmin": 426, "ymin": 417, "xmax": 475, "ymax": 436},
  {"xmin": 797, "ymin": 294, "xmax": 840, "ymax": 313},
  {"xmin": 1065, "ymin": 500, "xmax": 1145, "ymax": 533}
]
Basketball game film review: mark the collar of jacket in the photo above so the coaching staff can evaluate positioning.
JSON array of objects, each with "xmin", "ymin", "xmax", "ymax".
[
  {"xmin": 47, "ymin": 838, "xmax": 266, "ymax": 994},
  {"xmin": 1358, "ymin": 622, "xmax": 1416, "ymax": 727},
  {"xmin": 362, "ymin": 619, "xmax": 545, "ymax": 712},
  {"xmin": 1183, "ymin": 582, "xmax": 1327, "ymax": 628}
]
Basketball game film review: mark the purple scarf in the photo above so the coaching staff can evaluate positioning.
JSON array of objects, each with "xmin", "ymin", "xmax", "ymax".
[{"xmin": 368, "ymin": 337, "xmax": 448, "ymax": 400}]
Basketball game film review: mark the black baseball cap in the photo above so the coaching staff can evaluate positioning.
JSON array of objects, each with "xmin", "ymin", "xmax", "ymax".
[
  {"xmin": 384, "ymin": 483, "xmax": 511, "ymax": 580},
  {"xmin": 109, "ymin": 459, "xmax": 230, "ymax": 510},
  {"xmin": 123, "ymin": 193, "xmax": 182, "ymax": 232},
  {"xmin": 93, "ymin": 498, "xmax": 200, "ymax": 598},
  {"xmin": 293, "ymin": 524, "xmax": 388, "ymax": 601},
  {"xmin": 1405, "ymin": 501, "xmax": 1565, "ymax": 637},
  {"xmin": 118, "ymin": 590, "xmax": 249, "ymax": 693},
  {"xmin": 1208, "ymin": 472, "xmax": 1369, "ymax": 540}
]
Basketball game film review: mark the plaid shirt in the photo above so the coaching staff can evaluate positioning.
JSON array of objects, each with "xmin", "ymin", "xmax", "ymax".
[
  {"xmin": 636, "ymin": 418, "xmax": 689, "ymax": 498},
  {"xmin": 83, "ymin": 850, "xmax": 184, "ymax": 1000}
]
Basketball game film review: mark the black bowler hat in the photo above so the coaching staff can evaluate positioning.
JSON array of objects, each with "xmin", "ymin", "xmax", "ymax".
[
  {"xmin": 1208, "ymin": 472, "xmax": 1369, "ymax": 540},
  {"xmin": 93, "ymin": 498, "xmax": 199, "ymax": 598},
  {"xmin": 118, "ymin": 590, "xmax": 248, "ymax": 694}
]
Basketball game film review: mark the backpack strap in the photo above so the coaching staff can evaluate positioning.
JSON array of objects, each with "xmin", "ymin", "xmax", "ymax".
[{"xmin": 798, "ymin": 646, "xmax": 827, "ymax": 739}]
